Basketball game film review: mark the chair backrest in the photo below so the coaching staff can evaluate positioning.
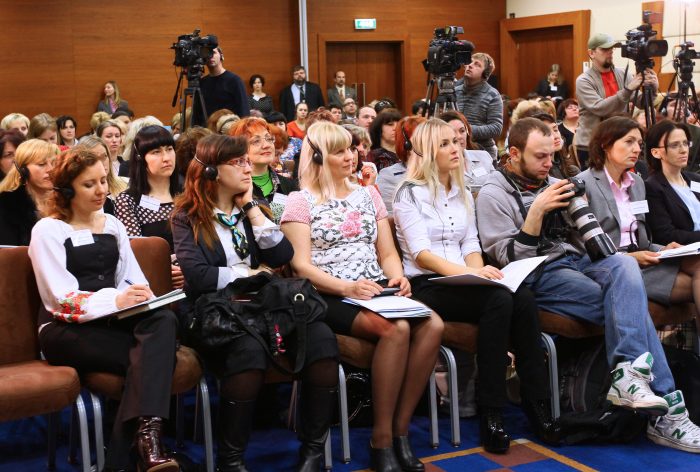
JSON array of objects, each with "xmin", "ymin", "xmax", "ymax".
[
  {"xmin": 0, "ymin": 247, "xmax": 40, "ymax": 365},
  {"xmin": 129, "ymin": 237, "xmax": 173, "ymax": 296}
]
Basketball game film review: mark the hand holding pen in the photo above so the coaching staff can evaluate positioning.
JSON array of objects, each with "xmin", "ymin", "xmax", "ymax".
[{"xmin": 116, "ymin": 279, "xmax": 155, "ymax": 309}]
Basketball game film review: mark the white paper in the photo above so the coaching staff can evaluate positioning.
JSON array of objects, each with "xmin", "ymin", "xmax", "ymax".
[
  {"xmin": 342, "ymin": 295, "xmax": 431, "ymax": 319},
  {"xmin": 629, "ymin": 200, "xmax": 649, "ymax": 215},
  {"xmin": 73, "ymin": 289, "xmax": 187, "ymax": 323},
  {"xmin": 139, "ymin": 195, "xmax": 162, "ymax": 212},
  {"xmin": 690, "ymin": 181, "xmax": 700, "ymax": 194},
  {"xmin": 428, "ymin": 256, "xmax": 548, "ymax": 293},
  {"xmin": 658, "ymin": 242, "xmax": 700, "ymax": 259},
  {"xmin": 472, "ymin": 166, "xmax": 488, "ymax": 177}
]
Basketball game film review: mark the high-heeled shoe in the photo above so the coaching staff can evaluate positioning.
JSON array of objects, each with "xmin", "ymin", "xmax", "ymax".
[
  {"xmin": 479, "ymin": 407, "xmax": 511, "ymax": 453},
  {"xmin": 134, "ymin": 417, "xmax": 178, "ymax": 472},
  {"xmin": 392, "ymin": 436, "xmax": 424, "ymax": 472},
  {"xmin": 521, "ymin": 398, "xmax": 561, "ymax": 446},
  {"xmin": 369, "ymin": 441, "xmax": 402, "ymax": 472}
]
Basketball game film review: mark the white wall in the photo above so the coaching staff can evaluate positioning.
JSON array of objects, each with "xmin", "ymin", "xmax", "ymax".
[{"xmin": 506, "ymin": 0, "xmax": 700, "ymax": 88}]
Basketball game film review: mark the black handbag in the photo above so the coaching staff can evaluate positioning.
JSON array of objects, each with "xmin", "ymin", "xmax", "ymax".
[{"xmin": 186, "ymin": 272, "xmax": 327, "ymax": 374}]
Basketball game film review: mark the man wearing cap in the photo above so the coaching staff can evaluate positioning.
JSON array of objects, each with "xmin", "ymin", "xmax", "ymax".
[{"xmin": 575, "ymin": 33, "xmax": 658, "ymax": 168}]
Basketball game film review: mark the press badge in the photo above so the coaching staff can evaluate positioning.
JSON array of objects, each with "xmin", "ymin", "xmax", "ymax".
[{"xmin": 630, "ymin": 200, "xmax": 649, "ymax": 214}]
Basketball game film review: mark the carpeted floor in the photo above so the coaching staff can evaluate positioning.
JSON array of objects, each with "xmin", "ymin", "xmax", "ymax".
[{"xmin": 3, "ymin": 395, "xmax": 700, "ymax": 472}]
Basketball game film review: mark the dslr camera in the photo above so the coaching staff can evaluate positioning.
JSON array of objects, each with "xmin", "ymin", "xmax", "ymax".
[
  {"xmin": 171, "ymin": 29, "xmax": 219, "ymax": 74},
  {"xmin": 620, "ymin": 11, "xmax": 668, "ymax": 72},
  {"xmin": 422, "ymin": 26, "xmax": 474, "ymax": 76}
]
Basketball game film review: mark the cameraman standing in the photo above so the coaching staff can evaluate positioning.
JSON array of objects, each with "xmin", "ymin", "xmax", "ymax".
[
  {"xmin": 475, "ymin": 119, "xmax": 700, "ymax": 451},
  {"xmin": 193, "ymin": 47, "xmax": 249, "ymax": 126},
  {"xmin": 575, "ymin": 33, "xmax": 658, "ymax": 168}
]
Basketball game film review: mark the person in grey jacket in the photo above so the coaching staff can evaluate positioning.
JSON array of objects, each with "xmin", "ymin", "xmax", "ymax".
[
  {"xmin": 456, "ymin": 53, "xmax": 503, "ymax": 160},
  {"xmin": 475, "ymin": 118, "xmax": 700, "ymax": 454},
  {"xmin": 575, "ymin": 33, "xmax": 658, "ymax": 168}
]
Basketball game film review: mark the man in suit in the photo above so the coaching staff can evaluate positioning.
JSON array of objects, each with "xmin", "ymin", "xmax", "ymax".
[
  {"xmin": 342, "ymin": 97, "xmax": 358, "ymax": 120},
  {"xmin": 476, "ymin": 118, "xmax": 700, "ymax": 453},
  {"xmin": 327, "ymin": 70, "xmax": 357, "ymax": 108},
  {"xmin": 279, "ymin": 65, "xmax": 324, "ymax": 121}
]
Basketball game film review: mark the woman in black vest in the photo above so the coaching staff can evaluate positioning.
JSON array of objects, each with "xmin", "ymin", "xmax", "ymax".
[{"xmin": 29, "ymin": 148, "xmax": 179, "ymax": 472}]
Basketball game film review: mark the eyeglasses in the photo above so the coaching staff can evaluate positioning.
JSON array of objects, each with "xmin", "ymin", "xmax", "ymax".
[
  {"xmin": 224, "ymin": 157, "xmax": 252, "ymax": 168},
  {"xmin": 249, "ymin": 136, "xmax": 275, "ymax": 147},
  {"xmin": 665, "ymin": 140, "xmax": 692, "ymax": 151},
  {"xmin": 566, "ymin": 105, "xmax": 579, "ymax": 110}
]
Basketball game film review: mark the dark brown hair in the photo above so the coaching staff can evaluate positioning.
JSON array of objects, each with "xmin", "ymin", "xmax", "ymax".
[
  {"xmin": 645, "ymin": 119, "xmax": 692, "ymax": 174},
  {"xmin": 438, "ymin": 110, "xmax": 478, "ymax": 150},
  {"xmin": 588, "ymin": 116, "xmax": 643, "ymax": 171},
  {"xmin": 369, "ymin": 108, "xmax": 402, "ymax": 150},
  {"xmin": 508, "ymin": 118, "xmax": 552, "ymax": 154},
  {"xmin": 175, "ymin": 126, "xmax": 213, "ymax": 178}
]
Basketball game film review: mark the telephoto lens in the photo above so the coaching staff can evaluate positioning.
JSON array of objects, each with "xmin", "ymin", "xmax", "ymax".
[{"xmin": 565, "ymin": 177, "xmax": 617, "ymax": 261}]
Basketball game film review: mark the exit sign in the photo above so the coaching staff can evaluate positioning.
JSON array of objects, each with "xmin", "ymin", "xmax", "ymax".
[{"xmin": 354, "ymin": 18, "xmax": 377, "ymax": 30}]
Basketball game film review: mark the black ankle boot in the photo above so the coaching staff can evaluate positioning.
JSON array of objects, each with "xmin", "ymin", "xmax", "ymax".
[
  {"xmin": 479, "ymin": 407, "xmax": 510, "ymax": 453},
  {"xmin": 369, "ymin": 442, "xmax": 402, "ymax": 472},
  {"xmin": 392, "ymin": 436, "xmax": 424, "ymax": 472},
  {"xmin": 521, "ymin": 398, "xmax": 561, "ymax": 446},
  {"xmin": 216, "ymin": 399, "xmax": 255, "ymax": 472},
  {"xmin": 296, "ymin": 385, "xmax": 338, "ymax": 472}
]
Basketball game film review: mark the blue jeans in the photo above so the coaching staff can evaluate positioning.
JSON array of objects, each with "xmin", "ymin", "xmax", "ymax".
[{"xmin": 526, "ymin": 253, "xmax": 675, "ymax": 395}]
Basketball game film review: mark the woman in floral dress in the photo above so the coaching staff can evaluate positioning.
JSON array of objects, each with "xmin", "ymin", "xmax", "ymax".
[{"xmin": 281, "ymin": 121, "xmax": 443, "ymax": 472}]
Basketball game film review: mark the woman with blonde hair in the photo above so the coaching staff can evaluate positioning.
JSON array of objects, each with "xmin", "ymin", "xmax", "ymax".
[
  {"xmin": 282, "ymin": 121, "xmax": 444, "ymax": 471},
  {"xmin": 1, "ymin": 113, "xmax": 30, "ymax": 136},
  {"xmin": 28, "ymin": 113, "xmax": 58, "ymax": 144},
  {"xmin": 77, "ymin": 135, "xmax": 127, "ymax": 215},
  {"xmin": 98, "ymin": 80, "xmax": 129, "ymax": 114},
  {"xmin": 0, "ymin": 139, "xmax": 59, "ymax": 244},
  {"xmin": 393, "ymin": 118, "xmax": 559, "ymax": 454}
]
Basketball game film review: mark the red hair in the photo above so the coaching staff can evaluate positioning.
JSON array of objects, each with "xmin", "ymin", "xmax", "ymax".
[
  {"xmin": 227, "ymin": 116, "xmax": 270, "ymax": 138},
  {"xmin": 395, "ymin": 116, "xmax": 427, "ymax": 163}
]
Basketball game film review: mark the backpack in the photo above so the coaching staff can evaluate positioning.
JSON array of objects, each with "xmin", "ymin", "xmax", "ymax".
[{"xmin": 556, "ymin": 337, "xmax": 646, "ymax": 444}]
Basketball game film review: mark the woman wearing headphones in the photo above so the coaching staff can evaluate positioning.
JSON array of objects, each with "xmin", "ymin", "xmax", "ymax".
[
  {"xmin": 172, "ymin": 134, "xmax": 338, "ymax": 472},
  {"xmin": 282, "ymin": 121, "xmax": 443, "ymax": 472},
  {"xmin": 0, "ymin": 139, "xmax": 58, "ymax": 245},
  {"xmin": 115, "ymin": 125, "xmax": 183, "ymax": 288},
  {"xmin": 29, "ymin": 148, "xmax": 180, "ymax": 472}
]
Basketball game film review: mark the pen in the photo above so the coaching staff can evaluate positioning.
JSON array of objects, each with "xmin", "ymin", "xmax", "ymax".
[{"xmin": 125, "ymin": 279, "xmax": 134, "ymax": 286}]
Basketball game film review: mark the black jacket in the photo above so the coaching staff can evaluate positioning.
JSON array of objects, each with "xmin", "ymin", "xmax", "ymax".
[
  {"xmin": 171, "ymin": 209, "xmax": 293, "ymax": 301},
  {"xmin": 645, "ymin": 171, "xmax": 700, "ymax": 245},
  {"xmin": 252, "ymin": 169, "xmax": 299, "ymax": 204},
  {"xmin": 279, "ymin": 82, "xmax": 325, "ymax": 122},
  {"xmin": 0, "ymin": 186, "xmax": 39, "ymax": 246}
]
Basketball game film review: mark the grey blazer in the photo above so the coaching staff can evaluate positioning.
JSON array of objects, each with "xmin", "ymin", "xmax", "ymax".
[
  {"xmin": 577, "ymin": 167, "xmax": 659, "ymax": 251},
  {"xmin": 327, "ymin": 86, "xmax": 357, "ymax": 107}
]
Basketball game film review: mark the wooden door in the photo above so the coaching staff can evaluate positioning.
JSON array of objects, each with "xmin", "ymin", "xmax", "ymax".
[
  {"xmin": 511, "ymin": 26, "xmax": 574, "ymax": 100},
  {"xmin": 326, "ymin": 42, "xmax": 402, "ymax": 110}
]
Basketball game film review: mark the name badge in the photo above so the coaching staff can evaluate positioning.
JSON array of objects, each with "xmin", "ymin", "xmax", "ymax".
[
  {"xmin": 690, "ymin": 181, "xmax": 700, "ymax": 194},
  {"xmin": 139, "ymin": 195, "xmax": 161, "ymax": 212},
  {"xmin": 472, "ymin": 166, "xmax": 488, "ymax": 177},
  {"xmin": 70, "ymin": 229, "xmax": 94, "ymax": 247},
  {"xmin": 345, "ymin": 188, "xmax": 366, "ymax": 209},
  {"xmin": 272, "ymin": 193, "xmax": 288, "ymax": 205},
  {"xmin": 550, "ymin": 85, "xmax": 558, "ymax": 92},
  {"xmin": 630, "ymin": 200, "xmax": 649, "ymax": 215}
]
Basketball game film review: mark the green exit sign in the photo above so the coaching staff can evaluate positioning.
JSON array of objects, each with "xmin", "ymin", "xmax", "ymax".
[{"xmin": 354, "ymin": 18, "xmax": 377, "ymax": 30}]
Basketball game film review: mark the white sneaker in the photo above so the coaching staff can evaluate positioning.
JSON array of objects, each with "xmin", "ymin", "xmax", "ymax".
[
  {"xmin": 607, "ymin": 352, "xmax": 669, "ymax": 416},
  {"xmin": 647, "ymin": 390, "xmax": 700, "ymax": 453}
]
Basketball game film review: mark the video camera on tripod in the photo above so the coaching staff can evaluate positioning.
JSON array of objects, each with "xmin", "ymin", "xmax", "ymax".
[
  {"xmin": 619, "ymin": 11, "xmax": 668, "ymax": 73},
  {"xmin": 422, "ymin": 26, "xmax": 474, "ymax": 117},
  {"xmin": 674, "ymin": 41, "xmax": 699, "ymax": 80}
]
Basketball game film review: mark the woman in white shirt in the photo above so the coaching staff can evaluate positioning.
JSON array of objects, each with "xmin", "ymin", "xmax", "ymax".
[
  {"xmin": 392, "ymin": 119, "xmax": 559, "ymax": 454},
  {"xmin": 29, "ymin": 149, "xmax": 179, "ymax": 472}
]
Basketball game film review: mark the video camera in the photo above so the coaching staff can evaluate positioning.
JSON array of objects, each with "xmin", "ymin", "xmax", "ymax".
[
  {"xmin": 422, "ymin": 26, "xmax": 474, "ymax": 76},
  {"xmin": 171, "ymin": 29, "xmax": 219, "ymax": 73},
  {"xmin": 674, "ymin": 41, "xmax": 699, "ymax": 80},
  {"xmin": 619, "ymin": 11, "xmax": 668, "ymax": 72}
]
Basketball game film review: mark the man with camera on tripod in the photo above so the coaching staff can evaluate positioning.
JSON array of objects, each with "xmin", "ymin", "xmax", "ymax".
[
  {"xmin": 575, "ymin": 33, "xmax": 658, "ymax": 169},
  {"xmin": 194, "ymin": 46, "xmax": 249, "ymax": 125},
  {"xmin": 476, "ymin": 118, "xmax": 700, "ymax": 452}
]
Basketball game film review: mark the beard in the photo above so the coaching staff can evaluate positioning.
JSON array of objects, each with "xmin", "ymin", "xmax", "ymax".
[
  {"xmin": 294, "ymin": 78, "xmax": 306, "ymax": 86},
  {"xmin": 602, "ymin": 59, "xmax": 614, "ymax": 70}
]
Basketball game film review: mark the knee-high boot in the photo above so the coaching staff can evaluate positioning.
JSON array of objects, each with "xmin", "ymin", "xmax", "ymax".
[
  {"xmin": 297, "ymin": 385, "xmax": 338, "ymax": 472},
  {"xmin": 216, "ymin": 399, "xmax": 256, "ymax": 472}
]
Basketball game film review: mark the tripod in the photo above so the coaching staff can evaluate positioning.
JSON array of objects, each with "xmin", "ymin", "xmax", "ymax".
[
  {"xmin": 629, "ymin": 62, "xmax": 658, "ymax": 129},
  {"xmin": 171, "ymin": 66, "xmax": 208, "ymax": 133},
  {"xmin": 423, "ymin": 74, "xmax": 459, "ymax": 117}
]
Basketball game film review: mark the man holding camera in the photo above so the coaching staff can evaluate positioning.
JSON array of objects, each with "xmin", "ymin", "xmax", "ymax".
[
  {"xmin": 193, "ymin": 47, "xmax": 249, "ymax": 125},
  {"xmin": 476, "ymin": 118, "xmax": 700, "ymax": 452},
  {"xmin": 575, "ymin": 33, "xmax": 658, "ymax": 168}
]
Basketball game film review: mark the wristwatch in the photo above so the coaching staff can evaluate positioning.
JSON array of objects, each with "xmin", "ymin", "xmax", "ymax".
[{"xmin": 241, "ymin": 200, "xmax": 259, "ymax": 213}]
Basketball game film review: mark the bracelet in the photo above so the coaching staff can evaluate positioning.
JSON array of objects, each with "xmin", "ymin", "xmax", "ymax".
[{"xmin": 241, "ymin": 200, "xmax": 259, "ymax": 213}]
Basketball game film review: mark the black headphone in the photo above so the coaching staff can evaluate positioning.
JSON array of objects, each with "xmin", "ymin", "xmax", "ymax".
[
  {"xmin": 13, "ymin": 161, "xmax": 29, "ymax": 183},
  {"xmin": 308, "ymin": 139, "xmax": 323, "ymax": 165},
  {"xmin": 401, "ymin": 125, "xmax": 412, "ymax": 152},
  {"xmin": 53, "ymin": 186, "xmax": 75, "ymax": 200},
  {"xmin": 194, "ymin": 155, "xmax": 218, "ymax": 180}
]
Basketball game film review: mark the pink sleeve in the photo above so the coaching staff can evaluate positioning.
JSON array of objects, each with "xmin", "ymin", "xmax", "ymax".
[
  {"xmin": 280, "ymin": 191, "xmax": 311, "ymax": 225},
  {"xmin": 368, "ymin": 186, "xmax": 388, "ymax": 221}
]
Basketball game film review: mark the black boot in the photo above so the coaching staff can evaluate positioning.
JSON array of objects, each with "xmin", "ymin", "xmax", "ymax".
[
  {"xmin": 392, "ymin": 436, "xmax": 424, "ymax": 472},
  {"xmin": 297, "ymin": 385, "xmax": 338, "ymax": 472},
  {"xmin": 216, "ymin": 399, "xmax": 255, "ymax": 472},
  {"xmin": 369, "ymin": 442, "xmax": 402, "ymax": 472},
  {"xmin": 521, "ymin": 398, "xmax": 561, "ymax": 446},
  {"xmin": 479, "ymin": 407, "xmax": 510, "ymax": 453}
]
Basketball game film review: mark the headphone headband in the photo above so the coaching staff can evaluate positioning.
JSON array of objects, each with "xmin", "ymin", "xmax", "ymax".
[
  {"xmin": 194, "ymin": 155, "xmax": 218, "ymax": 180},
  {"xmin": 307, "ymin": 139, "xmax": 323, "ymax": 165}
]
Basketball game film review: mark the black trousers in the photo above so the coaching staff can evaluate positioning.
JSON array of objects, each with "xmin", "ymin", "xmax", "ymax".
[
  {"xmin": 40, "ymin": 309, "xmax": 178, "ymax": 467},
  {"xmin": 411, "ymin": 277, "xmax": 550, "ymax": 408}
]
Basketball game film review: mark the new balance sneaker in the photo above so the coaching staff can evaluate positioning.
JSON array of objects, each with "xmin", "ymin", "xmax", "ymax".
[
  {"xmin": 647, "ymin": 390, "xmax": 700, "ymax": 453},
  {"xmin": 607, "ymin": 352, "xmax": 669, "ymax": 416}
]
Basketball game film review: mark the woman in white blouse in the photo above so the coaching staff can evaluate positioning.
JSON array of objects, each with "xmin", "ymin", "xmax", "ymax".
[
  {"xmin": 392, "ymin": 119, "xmax": 559, "ymax": 454},
  {"xmin": 29, "ymin": 149, "xmax": 179, "ymax": 472}
]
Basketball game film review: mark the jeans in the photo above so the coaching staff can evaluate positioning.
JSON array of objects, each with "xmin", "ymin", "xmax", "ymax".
[{"xmin": 526, "ymin": 253, "xmax": 675, "ymax": 395}]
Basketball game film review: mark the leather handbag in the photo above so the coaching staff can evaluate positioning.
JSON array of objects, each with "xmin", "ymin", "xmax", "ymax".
[{"xmin": 186, "ymin": 272, "xmax": 327, "ymax": 374}]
